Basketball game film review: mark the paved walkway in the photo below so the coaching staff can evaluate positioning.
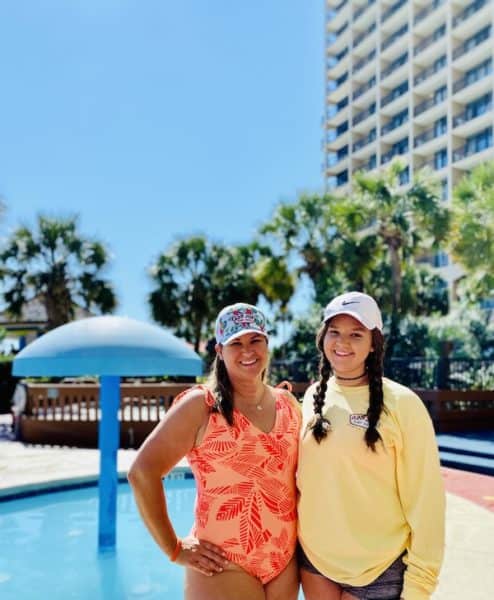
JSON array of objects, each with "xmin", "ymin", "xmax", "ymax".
[{"xmin": 0, "ymin": 418, "xmax": 493, "ymax": 599}]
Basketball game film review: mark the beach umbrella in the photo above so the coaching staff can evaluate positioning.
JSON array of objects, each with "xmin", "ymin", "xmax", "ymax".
[{"xmin": 13, "ymin": 315, "xmax": 202, "ymax": 552}]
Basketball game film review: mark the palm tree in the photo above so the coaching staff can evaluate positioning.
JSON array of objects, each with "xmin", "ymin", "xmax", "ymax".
[
  {"xmin": 0, "ymin": 215, "xmax": 116, "ymax": 330},
  {"xmin": 259, "ymin": 192, "xmax": 387, "ymax": 306},
  {"xmin": 352, "ymin": 160, "xmax": 450, "ymax": 321},
  {"xmin": 450, "ymin": 161, "xmax": 494, "ymax": 300},
  {"xmin": 149, "ymin": 237, "xmax": 263, "ymax": 352}
]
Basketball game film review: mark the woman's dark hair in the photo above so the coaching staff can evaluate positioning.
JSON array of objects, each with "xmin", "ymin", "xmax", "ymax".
[
  {"xmin": 207, "ymin": 354, "xmax": 235, "ymax": 425},
  {"xmin": 207, "ymin": 346, "xmax": 269, "ymax": 426},
  {"xmin": 309, "ymin": 320, "xmax": 385, "ymax": 451}
]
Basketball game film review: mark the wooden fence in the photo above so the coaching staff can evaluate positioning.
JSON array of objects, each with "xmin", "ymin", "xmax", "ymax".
[
  {"xmin": 18, "ymin": 382, "xmax": 494, "ymax": 448},
  {"xmin": 20, "ymin": 383, "xmax": 192, "ymax": 448}
]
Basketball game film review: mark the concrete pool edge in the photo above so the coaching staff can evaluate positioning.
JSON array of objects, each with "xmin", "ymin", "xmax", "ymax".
[{"xmin": 0, "ymin": 465, "xmax": 193, "ymax": 502}]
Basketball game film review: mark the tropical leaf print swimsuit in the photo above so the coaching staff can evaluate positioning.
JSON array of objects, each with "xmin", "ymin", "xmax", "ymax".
[{"xmin": 175, "ymin": 385, "xmax": 301, "ymax": 584}]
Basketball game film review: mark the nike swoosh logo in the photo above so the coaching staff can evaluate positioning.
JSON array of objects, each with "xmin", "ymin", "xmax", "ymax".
[{"xmin": 341, "ymin": 300, "xmax": 360, "ymax": 306}]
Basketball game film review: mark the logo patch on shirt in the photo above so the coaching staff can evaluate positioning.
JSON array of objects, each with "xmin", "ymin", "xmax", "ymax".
[{"xmin": 349, "ymin": 413, "xmax": 369, "ymax": 429}]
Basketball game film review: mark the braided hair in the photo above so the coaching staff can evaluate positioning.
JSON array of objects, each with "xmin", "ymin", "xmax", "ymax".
[
  {"xmin": 308, "ymin": 322, "xmax": 332, "ymax": 443},
  {"xmin": 364, "ymin": 329, "xmax": 385, "ymax": 450},
  {"xmin": 309, "ymin": 321, "xmax": 386, "ymax": 451}
]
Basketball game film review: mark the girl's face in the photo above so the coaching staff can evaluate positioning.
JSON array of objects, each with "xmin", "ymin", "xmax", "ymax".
[
  {"xmin": 323, "ymin": 314, "xmax": 373, "ymax": 380},
  {"xmin": 216, "ymin": 332, "xmax": 269, "ymax": 382}
]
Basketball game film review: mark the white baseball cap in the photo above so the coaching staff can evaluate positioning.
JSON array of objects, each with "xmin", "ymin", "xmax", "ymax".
[{"xmin": 323, "ymin": 292, "xmax": 383, "ymax": 331}]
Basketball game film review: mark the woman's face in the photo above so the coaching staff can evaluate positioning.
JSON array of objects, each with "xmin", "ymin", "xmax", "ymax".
[
  {"xmin": 323, "ymin": 314, "xmax": 373, "ymax": 379},
  {"xmin": 216, "ymin": 332, "xmax": 269, "ymax": 382}
]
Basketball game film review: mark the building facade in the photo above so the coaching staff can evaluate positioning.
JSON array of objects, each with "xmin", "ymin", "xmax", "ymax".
[
  {"xmin": 324, "ymin": 0, "xmax": 494, "ymax": 284},
  {"xmin": 324, "ymin": 0, "xmax": 494, "ymax": 193}
]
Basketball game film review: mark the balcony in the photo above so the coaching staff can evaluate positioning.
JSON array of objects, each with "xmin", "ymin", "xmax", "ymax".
[
  {"xmin": 381, "ymin": 52, "xmax": 408, "ymax": 83},
  {"xmin": 381, "ymin": 146, "xmax": 409, "ymax": 165},
  {"xmin": 413, "ymin": 125, "xmax": 448, "ymax": 155},
  {"xmin": 381, "ymin": 24, "xmax": 408, "ymax": 55},
  {"xmin": 325, "ymin": 121, "xmax": 349, "ymax": 149},
  {"xmin": 453, "ymin": 102, "xmax": 493, "ymax": 136},
  {"xmin": 353, "ymin": 0, "xmax": 376, "ymax": 25},
  {"xmin": 353, "ymin": 22, "xmax": 377, "ymax": 56},
  {"xmin": 325, "ymin": 97, "xmax": 349, "ymax": 127},
  {"xmin": 353, "ymin": 77, "xmax": 376, "ymax": 104},
  {"xmin": 327, "ymin": 22, "xmax": 350, "ymax": 55},
  {"xmin": 453, "ymin": 60, "xmax": 493, "ymax": 101},
  {"xmin": 452, "ymin": 26, "xmax": 492, "ymax": 70},
  {"xmin": 382, "ymin": 0, "xmax": 407, "ymax": 26},
  {"xmin": 414, "ymin": 0, "xmax": 446, "ymax": 27},
  {"xmin": 414, "ymin": 25, "xmax": 446, "ymax": 58},
  {"xmin": 453, "ymin": 0, "xmax": 489, "ymax": 29},
  {"xmin": 353, "ymin": 155, "xmax": 378, "ymax": 174},
  {"xmin": 381, "ymin": 81, "xmax": 408, "ymax": 109},
  {"xmin": 352, "ymin": 130, "xmax": 377, "ymax": 153},
  {"xmin": 352, "ymin": 49, "xmax": 376, "ymax": 82},
  {"xmin": 381, "ymin": 114, "xmax": 408, "ymax": 137},
  {"xmin": 326, "ymin": 0, "xmax": 350, "ymax": 32},
  {"xmin": 362, "ymin": 156, "xmax": 378, "ymax": 172},
  {"xmin": 325, "ymin": 153, "xmax": 350, "ymax": 176},
  {"xmin": 453, "ymin": 130, "xmax": 494, "ymax": 169},
  {"xmin": 327, "ymin": 71, "xmax": 350, "ymax": 103},
  {"xmin": 414, "ymin": 92, "xmax": 446, "ymax": 120},
  {"xmin": 417, "ymin": 152, "xmax": 448, "ymax": 174},
  {"xmin": 414, "ymin": 56, "xmax": 447, "ymax": 89},
  {"xmin": 352, "ymin": 103, "xmax": 376, "ymax": 128},
  {"xmin": 326, "ymin": 48, "xmax": 349, "ymax": 78}
]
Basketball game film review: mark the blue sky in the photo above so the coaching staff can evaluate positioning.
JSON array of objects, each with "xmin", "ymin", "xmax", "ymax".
[{"xmin": 0, "ymin": 0, "xmax": 325, "ymax": 327}]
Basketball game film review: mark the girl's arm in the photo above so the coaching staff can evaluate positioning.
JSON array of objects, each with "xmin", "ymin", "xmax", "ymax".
[{"xmin": 395, "ymin": 391, "xmax": 446, "ymax": 600}]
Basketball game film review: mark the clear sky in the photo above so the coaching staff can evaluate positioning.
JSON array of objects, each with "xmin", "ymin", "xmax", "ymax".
[{"xmin": 0, "ymin": 0, "xmax": 325, "ymax": 326}]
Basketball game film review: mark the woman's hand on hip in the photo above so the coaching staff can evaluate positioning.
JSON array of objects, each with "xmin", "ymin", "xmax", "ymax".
[{"xmin": 175, "ymin": 535, "xmax": 229, "ymax": 576}]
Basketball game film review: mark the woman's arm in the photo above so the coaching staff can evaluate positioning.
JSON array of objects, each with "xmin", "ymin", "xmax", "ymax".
[
  {"xmin": 128, "ymin": 388, "xmax": 227, "ymax": 576},
  {"xmin": 395, "ymin": 392, "xmax": 446, "ymax": 600}
]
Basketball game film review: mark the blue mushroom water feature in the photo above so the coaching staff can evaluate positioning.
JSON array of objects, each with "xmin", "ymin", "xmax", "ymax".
[{"xmin": 13, "ymin": 316, "xmax": 202, "ymax": 552}]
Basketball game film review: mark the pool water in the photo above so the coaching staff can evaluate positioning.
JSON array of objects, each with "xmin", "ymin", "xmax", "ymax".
[
  {"xmin": 0, "ymin": 479, "xmax": 304, "ymax": 599},
  {"xmin": 0, "ymin": 479, "xmax": 195, "ymax": 599}
]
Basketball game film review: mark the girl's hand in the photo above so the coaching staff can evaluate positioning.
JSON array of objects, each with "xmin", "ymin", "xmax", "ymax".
[{"xmin": 175, "ymin": 535, "xmax": 229, "ymax": 576}]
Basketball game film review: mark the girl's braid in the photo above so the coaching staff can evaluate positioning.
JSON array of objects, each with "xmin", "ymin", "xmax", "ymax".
[
  {"xmin": 364, "ymin": 330, "xmax": 385, "ymax": 451},
  {"xmin": 309, "ymin": 323, "xmax": 332, "ymax": 443}
]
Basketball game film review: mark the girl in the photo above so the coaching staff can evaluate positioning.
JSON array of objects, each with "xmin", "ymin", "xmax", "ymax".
[
  {"xmin": 297, "ymin": 292, "xmax": 445, "ymax": 600},
  {"xmin": 128, "ymin": 303, "xmax": 301, "ymax": 600}
]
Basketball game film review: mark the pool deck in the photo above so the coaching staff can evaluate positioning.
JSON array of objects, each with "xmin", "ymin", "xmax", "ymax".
[{"xmin": 1, "ymin": 418, "xmax": 493, "ymax": 599}]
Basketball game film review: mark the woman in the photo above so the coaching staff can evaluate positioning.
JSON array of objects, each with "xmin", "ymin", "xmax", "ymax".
[
  {"xmin": 128, "ymin": 302, "xmax": 301, "ymax": 600},
  {"xmin": 297, "ymin": 292, "xmax": 445, "ymax": 600}
]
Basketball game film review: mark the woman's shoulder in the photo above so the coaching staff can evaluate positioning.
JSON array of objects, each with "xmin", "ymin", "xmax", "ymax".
[
  {"xmin": 273, "ymin": 383, "xmax": 301, "ymax": 412},
  {"xmin": 172, "ymin": 384, "xmax": 216, "ymax": 410}
]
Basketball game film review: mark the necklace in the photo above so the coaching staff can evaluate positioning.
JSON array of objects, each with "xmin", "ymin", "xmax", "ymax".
[
  {"xmin": 238, "ymin": 386, "xmax": 266, "ymax": 411},
  {"xmin": 336, "ymin": 372, "xmax": 366, "ymax": 381},
  {"xmin": 254, "ymin": 386, "xmax": 265, "ymax": 411}
]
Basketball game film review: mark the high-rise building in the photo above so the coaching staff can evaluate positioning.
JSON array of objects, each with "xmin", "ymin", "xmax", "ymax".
[{"xmin": 324, "ymin": 0, "xmax": 494, "ymax": 283}]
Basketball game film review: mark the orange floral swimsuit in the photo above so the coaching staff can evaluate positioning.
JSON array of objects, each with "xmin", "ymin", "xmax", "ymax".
[{"xmin": 175, "ymin": 385, "xmax": 301, "ymax": 584}]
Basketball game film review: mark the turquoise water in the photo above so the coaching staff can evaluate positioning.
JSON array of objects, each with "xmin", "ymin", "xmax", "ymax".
[
  {"xmin": 0, "ymin": 479, "xmax": 195, "ymax": 599},
  {"xmin": 0, "ymin": 479, "xmax": 304, "ymax": 599}
]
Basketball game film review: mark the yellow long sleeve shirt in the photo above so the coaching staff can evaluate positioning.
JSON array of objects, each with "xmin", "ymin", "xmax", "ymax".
[{"xmin": 297, "ymin": 377, "xmax": 445, "ymax": 600}]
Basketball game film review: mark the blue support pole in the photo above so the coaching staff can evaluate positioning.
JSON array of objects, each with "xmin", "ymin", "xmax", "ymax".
[{"xmin": 98, "ymin": 375, "xmax": 120, "ymax": 552}]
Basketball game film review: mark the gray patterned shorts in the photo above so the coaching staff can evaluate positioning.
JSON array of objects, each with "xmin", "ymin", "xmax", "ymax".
[{"xmin": 297, "ymin": 544, "xmax": 405, "ymax": 600}]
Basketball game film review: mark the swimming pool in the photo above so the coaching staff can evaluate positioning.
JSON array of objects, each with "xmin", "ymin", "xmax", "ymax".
[
  {"xmin": 0, "ymin": 479, "xmax": 304, "ymax": 599},
  {"xmin": 0, "ymin": 478, "xmax": 195, "ymax": 599}
]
